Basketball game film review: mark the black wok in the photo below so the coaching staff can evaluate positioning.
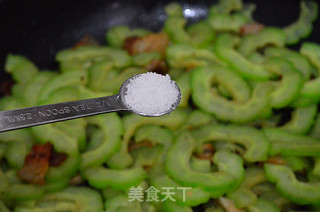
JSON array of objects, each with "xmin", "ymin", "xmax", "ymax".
[{"xmin": 1, "ymin": 0, "xmax": 319, "ymax": 75}]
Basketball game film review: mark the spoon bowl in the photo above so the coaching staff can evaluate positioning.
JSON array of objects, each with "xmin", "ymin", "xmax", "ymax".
[{"xmin": 119, "ymin": 74, "xmax": 182, "ymax": 117}]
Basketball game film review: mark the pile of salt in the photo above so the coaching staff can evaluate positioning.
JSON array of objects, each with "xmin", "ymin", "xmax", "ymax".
[{"xmin": 124, "ymin": 72, "xmax": 180, "ymax": 116}]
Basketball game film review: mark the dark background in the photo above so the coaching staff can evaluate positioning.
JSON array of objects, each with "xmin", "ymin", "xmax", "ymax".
[{"xmin": 1, "ymin": 0, "xmax": 319, "ymax": 75}]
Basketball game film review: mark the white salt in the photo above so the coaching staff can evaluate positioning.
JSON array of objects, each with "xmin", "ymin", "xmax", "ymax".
[{"xmin": 124, "ymin": 72, "xmax": 179, "ymax": 116}]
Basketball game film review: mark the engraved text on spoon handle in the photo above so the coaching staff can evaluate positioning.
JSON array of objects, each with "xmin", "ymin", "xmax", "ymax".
[{"xmin": 0, "ymin": 94, "xmax": 128, "ymax": 132}]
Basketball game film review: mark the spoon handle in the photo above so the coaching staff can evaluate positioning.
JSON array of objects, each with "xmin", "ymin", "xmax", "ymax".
[{"xmin": 0, "ymin": 94, "xmax": 128, "ymax": 132}]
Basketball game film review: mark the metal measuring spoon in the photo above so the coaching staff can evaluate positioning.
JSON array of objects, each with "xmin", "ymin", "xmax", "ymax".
[{"xmin": 0, "ymin": 74, "xmax": 181, "ymax": 132}]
